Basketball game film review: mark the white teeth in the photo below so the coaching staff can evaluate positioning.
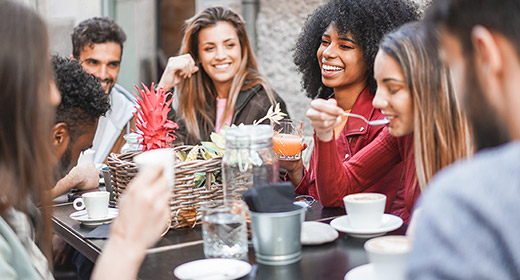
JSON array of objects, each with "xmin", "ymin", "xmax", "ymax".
[
  {"xmin": 215, "ymin": 64, "xmax": 230, "ymax": 69},
  {"xmin": 322, "ymin": 64, "xmax": 343, "ymax": 71},
  {"xmin": 385, "ymin": 116, "xmax": 394, "ymax": 120}
]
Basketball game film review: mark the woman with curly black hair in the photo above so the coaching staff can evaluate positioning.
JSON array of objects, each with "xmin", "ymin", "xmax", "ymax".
[{"xmin": 285, "ymin": 0, "xmax": 419, "ymax": 222}]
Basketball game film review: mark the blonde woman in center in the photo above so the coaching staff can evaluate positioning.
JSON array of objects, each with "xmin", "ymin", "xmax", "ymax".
[{"xmin": 158, "ymin": 6, "xmax": 289, "ymax": 145}]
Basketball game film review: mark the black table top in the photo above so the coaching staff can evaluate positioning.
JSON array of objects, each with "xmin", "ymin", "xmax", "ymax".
[{"xmin": 52, "ymin": 200, "xmax": 405, "ymax": 280}]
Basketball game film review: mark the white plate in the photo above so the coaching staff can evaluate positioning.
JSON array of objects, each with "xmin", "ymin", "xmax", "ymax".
[
  {"xmin": 330, "ymin": 214, "xmax": 403, "ymax": 238},
  {"xmin": 70, "ymin": 208, "xmax": 118, "ymax": 225},
  {"xmin": 174, "ymin": 259, "xmax": 252, "ymax": 280},
  {"xmin": 344, "ymin": 264, "xmax": 374, "ymax": 280}
]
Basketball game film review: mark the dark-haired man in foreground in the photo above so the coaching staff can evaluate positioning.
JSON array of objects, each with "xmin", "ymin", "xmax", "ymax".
[
  {"xmin": 50, "ymin": 55, "xmax": 110, "ymax": 279},
  {"xmin": 409, "ymin": 0, "xmax": 520, "ymax": 279},
  {"xmin": 50, "ymin": 55, "xmax": 110, "ymax": 198}
]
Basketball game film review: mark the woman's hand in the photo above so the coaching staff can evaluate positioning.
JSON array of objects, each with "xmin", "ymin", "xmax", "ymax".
[
  {"xmin": 92, "ymin": 167, "xmax": 170, "ymax": 280},
  {"xmin": 110, "ymin": 167, "xmax": 170, "ymax": 251},
  {"xmin": 157, "ymin": 54, "xmax": 199, "ymax": 90},
  {"xmin": 306, "ymin": 98, "xmax": 344, "ymax": 142},
  {"xmin": 279, "ymin": 143, "xmax": 308, "ymax": 186}
]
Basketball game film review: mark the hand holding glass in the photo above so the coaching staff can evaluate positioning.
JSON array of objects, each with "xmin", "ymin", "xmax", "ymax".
[{"xmin": 272, "ymin": 120, "xmax": 304, "ymax": 160}]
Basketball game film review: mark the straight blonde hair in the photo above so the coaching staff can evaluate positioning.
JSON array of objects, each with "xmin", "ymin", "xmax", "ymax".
[
  {"xmin": 177, "ymin": 6, "xmax": 275, "ymax": 141},
  {"xmin": 380, "ymin": 22, "xmax": 474, "ymax": 190}
]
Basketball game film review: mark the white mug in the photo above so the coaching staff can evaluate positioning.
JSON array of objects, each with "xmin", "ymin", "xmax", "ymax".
[
  {"xmin": 364, "ymin": 235, "xmax": 412, "ymax": 280},
  {"xmin": 344, "ymin": 193, "xmax": 386, "ymax": 229},
  {"xmin": 73, "ymin": 191, "xmax": 110, "ymax": 219},
  {"xmin": 134, "ymin": 148, "xmax": 175, "ymax": 189}
]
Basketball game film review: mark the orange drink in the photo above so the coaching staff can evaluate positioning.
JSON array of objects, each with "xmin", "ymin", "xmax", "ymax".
[
  {"xmin": 273, "ymin": 133, "xmax": 302, "ymax": 157},
  {"xmin": 271, "ymin": 120, "xmax": 304, "ymax": 160}
]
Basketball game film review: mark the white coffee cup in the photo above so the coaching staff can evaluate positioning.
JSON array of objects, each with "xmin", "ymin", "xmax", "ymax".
[
  {"xmin": 134, "ymin": 148, "xmax": 175, "ymax": 189},
  {"xmin": 343, "ymin": 193, "xmax": 386, "ymax": 229},
  {"xmin": 73, "ymin": 191, "xmax": 110, "ymax": 219},
  {"xmin": 364, "ymin": 235, "xmax": 411, "ymax": 280}
]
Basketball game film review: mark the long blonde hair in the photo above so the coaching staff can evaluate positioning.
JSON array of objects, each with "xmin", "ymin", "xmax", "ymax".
[
  {"xmin": 177, "ymin": 6, "xmax": 275, "ymax": 141},
  {"xmin": 380, "ymin": 22, "xmax": 473, "ymax": 190}
]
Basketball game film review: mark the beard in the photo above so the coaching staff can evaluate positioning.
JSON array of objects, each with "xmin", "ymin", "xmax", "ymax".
[
  {"xmin": 464, "ymin": 60, "xmax": 510, "ymax": 151},
  {"xmin": 58, "ymin": 141, "xmax": 73, "ymax": 178}
]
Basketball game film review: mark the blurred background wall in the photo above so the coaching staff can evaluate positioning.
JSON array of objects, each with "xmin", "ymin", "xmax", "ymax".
[{"xmin": 25, "ymin": 0, "xmax": 428, "ymax": 136}]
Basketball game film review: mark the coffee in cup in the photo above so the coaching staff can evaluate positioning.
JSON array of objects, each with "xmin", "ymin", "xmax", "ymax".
[
  {"xmin": 343, "ymin": 193, "xmax": 386, "ymax": 229},
  {"xmin": 364, "ymin": 235, "xmax": 411, "ymax": 280},
  {"xmin": 73, "ymin": 191, "xmax": 110, "ymax": 219}
]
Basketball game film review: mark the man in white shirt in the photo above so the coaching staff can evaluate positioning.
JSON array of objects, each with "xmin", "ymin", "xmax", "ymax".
[{"xmin": 71, "ymin": 17, "xmax": 136, "ymax": 164}]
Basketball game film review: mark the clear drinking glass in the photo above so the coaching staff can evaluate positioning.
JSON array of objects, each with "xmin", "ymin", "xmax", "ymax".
[
  {"xmin": 201, "ymin": 199, "xmax": 248, "ymax": 259},
  {"xmin": 272, "ymin": 120, "xmax": 304, "ymax": 160}
]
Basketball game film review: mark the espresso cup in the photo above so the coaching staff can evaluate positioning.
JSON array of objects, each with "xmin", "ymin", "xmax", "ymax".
[
  {"xmin": 343, "ymin": 193, "xmax": 386, "ymax": 229},
  {"xmin": 73, "ymin": 191, "xmax": 110, "ymax": 219},
  {"xmin": 364, "ymin": 235, "xmax": 412, "ymax": 280}
]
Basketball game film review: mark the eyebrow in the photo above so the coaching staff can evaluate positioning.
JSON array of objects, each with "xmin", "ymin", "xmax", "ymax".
[
  {"xmin": 382, "ymin": 78, "xmax": 405, "ymax": 83},
  {"xmin": 321, "ymin": 34, "xmax": 356, "ymax": 44},
  {"xmin": 201, "ymin": 37, "xmax": 237, "ymax": 46},
  {"xmin": 338, "ymin": 37, "xmax": 356, "ymax": 44}
]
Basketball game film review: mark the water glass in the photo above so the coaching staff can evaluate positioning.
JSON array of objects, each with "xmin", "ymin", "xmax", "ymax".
[
  {"xmin": 201, "ymin": 200, "xmax": 248, "ymax": 259},
  {"xmin": 272, "ymin": 120, "xmax": 304, "ymax": 160}
]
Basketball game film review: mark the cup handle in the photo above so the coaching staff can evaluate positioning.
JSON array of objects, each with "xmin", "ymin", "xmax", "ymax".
[{"xmin": 73, "ymin": 198, "xmax": 85, "ymax": 211}]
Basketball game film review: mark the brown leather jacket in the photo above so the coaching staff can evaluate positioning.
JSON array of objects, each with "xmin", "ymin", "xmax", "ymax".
[{"xmin": 170, "ymin": 84, "xmax": 289, "ymax": 145}]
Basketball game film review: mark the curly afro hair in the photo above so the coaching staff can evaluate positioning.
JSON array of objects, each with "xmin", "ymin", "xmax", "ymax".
[
  {"xmin": 294, "ymin": 0, "xmax": 419, "ymax": 99},
  {"xmin": 52, "ymin": 55, "xmax": 110, "ymax": 140},
  {"xmin": 71, "ymin": 17, "xmax": 126, "ymax": 59}
]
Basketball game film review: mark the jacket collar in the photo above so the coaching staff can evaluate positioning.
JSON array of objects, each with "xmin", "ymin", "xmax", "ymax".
[
  {"xmin": 344, "ymin": 87, "xmax": 377, "ymax": 137},
  {"xmin": 235, "ymin": 84, "xmax": 262, "ymax": 113}
]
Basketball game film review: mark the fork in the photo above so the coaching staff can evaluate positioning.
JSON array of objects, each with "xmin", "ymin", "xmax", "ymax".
[{"xmin": 342, "ymin": 112, "xmax": 389, "ymax": 126}]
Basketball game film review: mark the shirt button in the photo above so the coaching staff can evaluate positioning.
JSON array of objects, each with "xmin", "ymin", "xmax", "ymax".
[
  {"xmin": 345, "ymin": 154, "xmax": 349, "ymax": 159},
  {"xmin": 360, "ymin": 127, "xmax": 365, "ymax": 131}
]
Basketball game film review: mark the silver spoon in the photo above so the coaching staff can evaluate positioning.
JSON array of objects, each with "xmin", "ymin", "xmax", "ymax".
[{"xmin": 343, "ymin": 112, "xmax": 390, "ymax": 126}]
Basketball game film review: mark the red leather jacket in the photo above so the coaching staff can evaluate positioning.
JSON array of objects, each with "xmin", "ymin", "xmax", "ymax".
[{"xmin": 295, "ymin": 87, "xmax": 408, "ymax": 220}]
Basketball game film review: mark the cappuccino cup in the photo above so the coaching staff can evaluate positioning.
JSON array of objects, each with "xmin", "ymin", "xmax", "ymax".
[
  {"xmin": 73, "ymin": 191, "xmax": 110, "ymax": 219},
  {"xmin": 343, "ymin": 193, "xmax": 386, "ymax": 229},
  {"xmin": 364, "ymin": 235, "xmax": 411, "ymax": 280}
]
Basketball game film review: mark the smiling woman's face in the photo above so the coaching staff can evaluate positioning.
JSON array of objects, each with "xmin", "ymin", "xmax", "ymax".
[
  {"xmin": 373, "ymin": 50, "xmax": 413, "ymax": 137},
  {"xmin": 198, "ymin": 21, "xmax": 242, "ymax": 92},
  {"xmin": 317, "ymin": 24, "xmax": 368, "ymax": 93}
]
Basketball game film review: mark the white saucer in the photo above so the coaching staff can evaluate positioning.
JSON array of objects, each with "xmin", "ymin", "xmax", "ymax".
[
  {"xmin": 174, "ymin": 259, "xmax": 252, "ymax": 280},
  {"xmin": 70, "ymin": 208, "xmax": 118, "ymax": 226},
  {"xmin": 344, "ymin": 264, "xmax": 374, "ymax": 280},
  {"xmin": 330, "ymin": 214, "xmax": 403, "ymax": 238},
  {"xmin": 301, "ymin": 221, "xmax": 339, "ymax": 245}
]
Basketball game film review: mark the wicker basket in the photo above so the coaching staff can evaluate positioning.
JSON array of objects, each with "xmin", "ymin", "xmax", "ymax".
[{"xmin": 107, "ymin": 145, "xmax": 223, "ymax": 229}]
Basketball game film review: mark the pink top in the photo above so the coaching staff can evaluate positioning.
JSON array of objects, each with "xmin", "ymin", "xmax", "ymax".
[{"xmin": 215, "ymin": 98, "xmax": 233, "ymax": 132}]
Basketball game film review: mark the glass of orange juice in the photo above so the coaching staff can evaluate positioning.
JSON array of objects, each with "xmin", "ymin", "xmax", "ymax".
[{"xmin": 272, "ymin": 120, "xmax": 304, "ymax": 160}]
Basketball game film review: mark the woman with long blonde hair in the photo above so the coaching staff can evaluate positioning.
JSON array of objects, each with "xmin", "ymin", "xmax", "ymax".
[
  {"xmin": 158, "ymin": 6, "xmax": 288, "ymax": 144},
  {"xmin": 308, "ymin": 22, "xmax": 473, "ymax": 223}
]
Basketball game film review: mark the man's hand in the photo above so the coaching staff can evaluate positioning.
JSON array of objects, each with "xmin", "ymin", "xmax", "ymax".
[
  {"xmin": 68, "ymin": 163, "xmax": 100, "ymax": 191},
  {"xmin": 51, "ymin": 163, "xmax": 100, "ymax": 198}
]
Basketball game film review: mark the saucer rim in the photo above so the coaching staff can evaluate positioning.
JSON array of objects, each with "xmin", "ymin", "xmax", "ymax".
[
  {"xmin": 174, "ymin": 258, "xmax": 252, "ymax": 280},
  {"xmin": 344, "ymin": 263, "xmax": 374, "ymax": 280},
  {"xmin": 330, "ymin": 214, "xmax": 403, "ymax": 235},
  {"xmin": 70, "ymin": 208, "xmax": 119, "ymax": 223}
]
